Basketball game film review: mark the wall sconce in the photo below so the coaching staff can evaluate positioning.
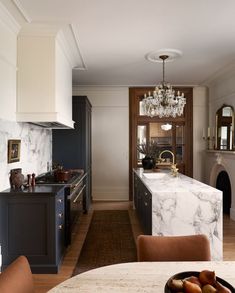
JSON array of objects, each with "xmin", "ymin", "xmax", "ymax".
[{"xmin": 203, "ymin": 127, "xmax": 215, "ymax": 150}]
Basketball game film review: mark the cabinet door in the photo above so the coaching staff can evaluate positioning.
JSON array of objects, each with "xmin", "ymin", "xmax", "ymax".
[
  {"xmin": 136, "ymin": 177, "xmax": 143, "ymax": 219},
  {"xmin": 142, "ymin": 187, "xmax": 152, "ymax": 235},
  {"xmin": 135, "ymin": 177, "xmax": 152, "ymax": 235},
  {"xmin": 3, "ymin": 195, "xmax": 54, "ymax": 266},
  {"xmin": 0, "ymin": 191, "xmax": 65, "ymax": 273},
  {"xmin": 133, "ymin": 173, "xmax": 138, "ymax": 209},
  {"xmin": 140, "ymin": 181, "xmax": 152, "ymax": 235}
]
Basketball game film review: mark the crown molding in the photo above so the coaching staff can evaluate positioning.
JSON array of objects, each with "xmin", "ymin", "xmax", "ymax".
[
  {"xmin": 56, "ymin": 24, "xmax": 86, "ymax": 69},
  {"xmin": 72, "ymin": 83, "xmax": 197, "ymax": 87},
  {"xmin": 69, "ymin": 24, "xmax": 87, "ymax": 70},
  {"xmin": 201, "ymin": 61, "xmax": 235, "ymax": 86},
  {"xmin": 73, "ymin": 85, "xmax": 129, "ymax": 92},
  {"xmin": 12, "ymin": 0, "xmax": 31, "ymax": 23},
  {"xmin": 0, "ymin": 1, "xmax": 21, "ymax": 34}
]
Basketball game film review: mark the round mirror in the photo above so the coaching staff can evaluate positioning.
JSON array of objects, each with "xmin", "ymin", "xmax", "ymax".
[{"xmin": 216, "ymin": 105, "xmax": 234, "ymax": 150}]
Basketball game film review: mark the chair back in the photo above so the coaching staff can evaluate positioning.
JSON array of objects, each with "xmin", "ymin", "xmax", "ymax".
[
  {"xmin": 0, "ymin": 255, "xmax": 34, "ymax": 293},
  {"xmin": 137, "ymin": 234, "xmax": 211, "ymax": 262}
]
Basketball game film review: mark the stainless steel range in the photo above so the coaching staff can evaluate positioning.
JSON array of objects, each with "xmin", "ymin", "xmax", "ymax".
[{"xmin": 36, "ymin": 169, "xmax": 87, "ymax": 246}]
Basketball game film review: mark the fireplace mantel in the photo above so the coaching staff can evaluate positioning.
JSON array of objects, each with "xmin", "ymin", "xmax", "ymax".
[
  {"xmin": 205, "ymin": 150, "xmax": 235, "ymax": 220},
  {"xmin": 206, "ymin": 150, "xmax": 235, "ymax": 155}
]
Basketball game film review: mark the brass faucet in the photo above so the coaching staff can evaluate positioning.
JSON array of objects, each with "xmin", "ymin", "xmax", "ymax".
[
  {"xmin": 158, "ymin": 150, "xmax": 178, "ymax": 176},
  {"xmin": 158, "ymin": 150, "xmax": 175, "ymax": 165}
]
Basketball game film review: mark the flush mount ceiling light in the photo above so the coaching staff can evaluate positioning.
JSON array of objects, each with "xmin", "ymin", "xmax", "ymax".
[{"xmin": 143, "ymin": 49, "xmax": 186, "ymax": 118}]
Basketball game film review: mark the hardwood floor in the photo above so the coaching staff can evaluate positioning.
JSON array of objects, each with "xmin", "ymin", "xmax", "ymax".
[
  {"xmin": 33, "ymin": 201, "xmax": 235, "ymax": 293},
  {"xmin": 223, "ymin": 214, "xmax": 235, "ymax": 260}
]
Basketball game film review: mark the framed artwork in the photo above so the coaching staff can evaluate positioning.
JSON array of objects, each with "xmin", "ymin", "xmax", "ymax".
[{"xmin": 8, "ymin": 140, "xmax": 21, "ymax": 163}]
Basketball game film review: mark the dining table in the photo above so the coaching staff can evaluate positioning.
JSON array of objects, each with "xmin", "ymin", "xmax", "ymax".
[{"xmin": 48, "ymin": 261, "xmax": 235, "ymax": 292}]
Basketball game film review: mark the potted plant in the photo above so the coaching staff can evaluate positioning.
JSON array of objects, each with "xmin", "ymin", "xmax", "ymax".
[{"xmin": 137, "ymin": 140, "xmax": 160, "ymax": 169}]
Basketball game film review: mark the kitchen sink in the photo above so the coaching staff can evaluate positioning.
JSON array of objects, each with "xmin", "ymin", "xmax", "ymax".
[{"xmin": 143, "ymin": 172, "xmax": 166, "ymax": 179}]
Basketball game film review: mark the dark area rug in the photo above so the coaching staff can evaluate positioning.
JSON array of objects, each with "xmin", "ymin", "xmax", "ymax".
[{"xmin": 72, "ymin": 210, "xmax": 137, "ymax": 276}]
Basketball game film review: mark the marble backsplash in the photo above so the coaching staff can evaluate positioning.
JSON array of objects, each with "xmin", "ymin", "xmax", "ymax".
[{"xmin": 0, "ymin": 119, "xmax": 52, "ymax": 191}]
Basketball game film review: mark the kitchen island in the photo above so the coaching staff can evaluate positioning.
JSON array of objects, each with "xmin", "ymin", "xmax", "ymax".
[{"xmin": 133, "ymin": 168, "xmax": 223, "ymax": 260}]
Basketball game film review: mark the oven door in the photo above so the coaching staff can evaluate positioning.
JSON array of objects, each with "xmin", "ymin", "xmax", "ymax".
[{"xmin": 65, "ymin": 173, "xmax": 87, "ymax": 246}]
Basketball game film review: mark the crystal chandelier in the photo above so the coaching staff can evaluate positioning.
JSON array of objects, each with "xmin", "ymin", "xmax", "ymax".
[{"xmin": 143, "ymin": 55, "xmax": 186, "ymax": 118}]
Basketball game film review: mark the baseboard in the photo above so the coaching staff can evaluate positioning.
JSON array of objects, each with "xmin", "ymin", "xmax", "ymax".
[{"xmin": 92, "ymin": 199, "xmax": 130, "ymax": 202}]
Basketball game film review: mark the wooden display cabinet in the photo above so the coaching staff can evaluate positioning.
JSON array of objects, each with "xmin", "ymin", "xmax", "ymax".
[{"xmin": 129, "ymin": 87, "xmax": 193, "ymax": 200}]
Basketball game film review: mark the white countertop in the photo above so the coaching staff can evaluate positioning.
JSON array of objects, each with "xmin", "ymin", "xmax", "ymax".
[
  {"xmin": 48, "ymin": 261, "xmax": 235, "ymax": 292},
  {"xmin": 134, "ymin": 168, "xmax": 221, "ymax": 196}
]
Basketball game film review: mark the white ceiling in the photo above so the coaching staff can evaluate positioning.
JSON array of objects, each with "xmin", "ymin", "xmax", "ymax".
[{"xmin": 7, "ymin": 0, "xmax": 235, "ymax": 86}]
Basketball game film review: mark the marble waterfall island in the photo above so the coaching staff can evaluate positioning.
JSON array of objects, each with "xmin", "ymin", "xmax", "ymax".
[{"xmin": 133, "ymin": 169, "xmax": 223, "ymax": 260}]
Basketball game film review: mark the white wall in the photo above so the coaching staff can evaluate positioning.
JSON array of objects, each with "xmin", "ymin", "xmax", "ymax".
[
  {"xmin": 193, "ymin": 86, "xmax": 208, "ymax": 182},
  {"xmin": 73, "ymin": 86, "xmax": 129, "ymax": 201},
  {"xmin": 207, "ymin": 64, "xmax": 235, "ymax": 126},
  {"xmin": 205, "ymin": 64, "xmax": 235, "ymax": 218},
  {"xmin": 0, "ymin": 2, "xmax": 19, "ymax": 121},
  {"xmin": 0, "ymin": 4, "xmax": 52, "ymax": 192}
]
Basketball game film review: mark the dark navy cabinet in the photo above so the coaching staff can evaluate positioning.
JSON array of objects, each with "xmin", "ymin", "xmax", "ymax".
[
  {"xmin": 0, "ymin": 186, "xmax": 65, "ymax": 273},
  {"xmin": 133, "ymin": 173, "xmax": 152, "ymax": 235},
  {"xmin": 53, "ymin": 96, "xmax": 92, "ymax": 212}
]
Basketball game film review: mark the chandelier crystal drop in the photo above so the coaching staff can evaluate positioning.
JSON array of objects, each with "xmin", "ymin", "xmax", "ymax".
[{"xmin": 143, "ymin": 55, "xmax": 186, "ymax": 118}]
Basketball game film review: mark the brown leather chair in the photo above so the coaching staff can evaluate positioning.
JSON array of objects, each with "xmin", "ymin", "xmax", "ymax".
[
  {"xmin": 0, "ymin": 255, "xmax": 34, "ymax": 293},
  {"xmin": 137, "ymin": 234, "xmax": 211, "ymax": 262}
]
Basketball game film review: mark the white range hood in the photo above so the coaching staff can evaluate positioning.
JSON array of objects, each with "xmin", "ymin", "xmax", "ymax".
[{"xmin": 16, "ymin": 23, "xmax": 85, "ymax": 129}]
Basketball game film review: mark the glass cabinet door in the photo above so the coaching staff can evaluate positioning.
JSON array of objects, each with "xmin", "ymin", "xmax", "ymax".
[
  {"xmin": 149, "ymin": 122, "xmax": 172, "ymax": 153},
  {"xmin": 138, "ymin": 96, "xmax": 146, "ymax": 116},
  {"xmin": 136, "ymin": 122, "xmax": 185, "ymax": 169},
  {"xmin": 137, "ymin": 125, "xmax": 147, "ymax": 165},
  {"xmin": 176, "ymin": 124, "xmax": 185, "ymax": 165}
]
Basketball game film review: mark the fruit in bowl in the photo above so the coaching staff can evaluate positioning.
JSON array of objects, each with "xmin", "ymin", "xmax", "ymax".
[{"xmin": 165, "ymin": 270, "xmax": 234, "ymax": 293}]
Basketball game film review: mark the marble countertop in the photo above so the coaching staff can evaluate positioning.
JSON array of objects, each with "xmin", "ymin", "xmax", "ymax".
[
  {"xmin": 134, "ymin": 168, "xmax": 221, "ymax": 197},
  {"xmin": 0, "ymin": 184, "xmax": 64, "ymax": 195},
  {"xmin": 0, "ymin": 169, "xmax": 84, "ymax": 195},
  {"xmin": 48, "ymin": 261, "xmax": 235, "ymax": 292}
]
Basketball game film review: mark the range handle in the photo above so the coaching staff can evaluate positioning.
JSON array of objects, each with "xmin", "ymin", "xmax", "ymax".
[
  {"xmin": 73, "ymin": 184, "xmax": 86, "ymax": 203},
  {"xmin": 67, "ymin": 172, "xmax": 87, "ymax": 200},
  {"xmin": 72, "ymin": 172, "xmax": 87, "ymax": 189}
]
